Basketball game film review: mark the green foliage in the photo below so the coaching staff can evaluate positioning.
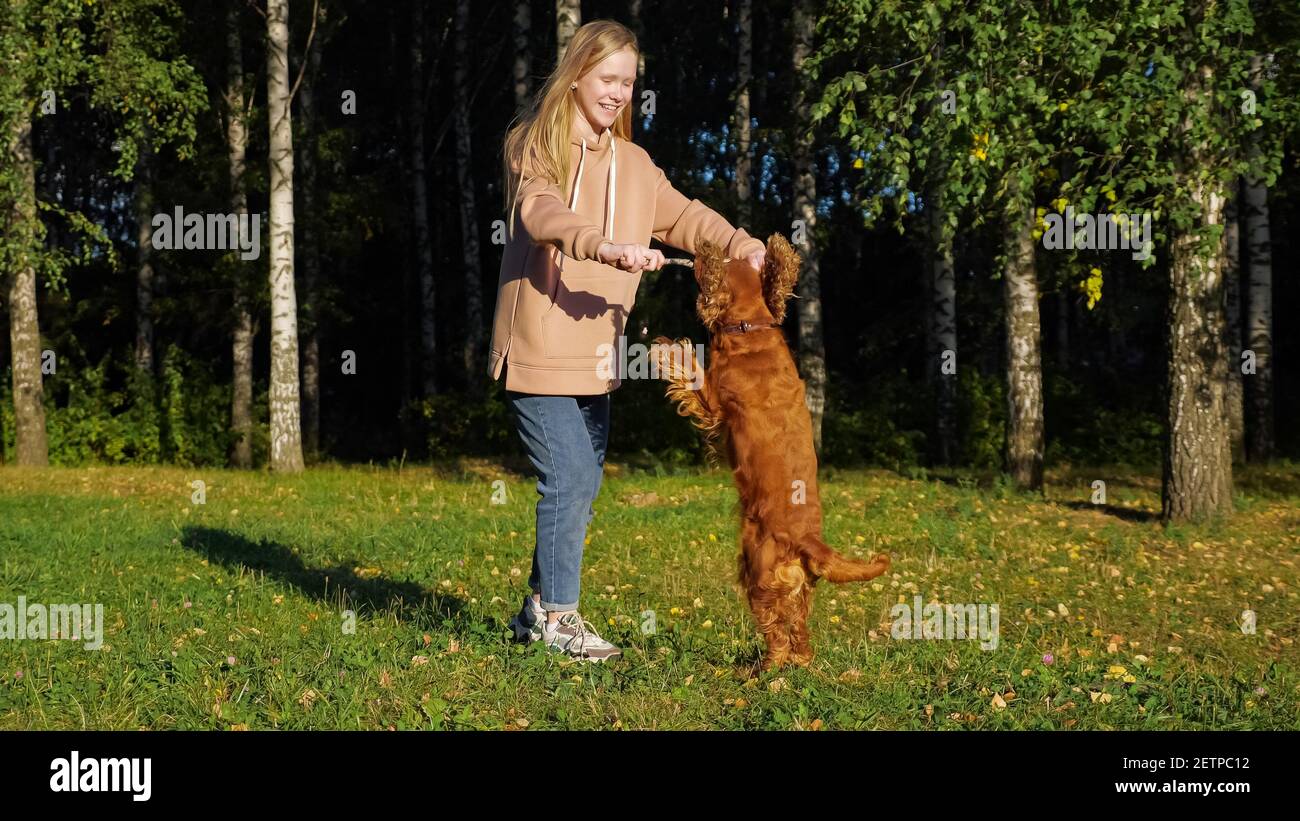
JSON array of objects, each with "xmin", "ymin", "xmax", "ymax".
[
  {"xmin": 821, "ymin": 377, "xmax": 924, "ymax": 469},
  {"xmin": 813, "ymin": 0, "xmax": 1297, "ymax": 267},
  {"xmin": 1, "ymin": 346, "xmax": 236, "ymax": 466},
  {"xmin": 957, "ymin": 368, "xmax": 1004, "ymax": 470},
  {"xmin": 156, "ymin": 345, "xmax": 237, "ymax": 467},
  {"xmin": 1045, "ymin": 374, "xmax": 1163, "ymax": 467},
  {"xmin": 414, "ymin": 381, "xmax": 516, "ymax": 460},
  {"xmin": 43, "ymin": 359, "xmax": 161, "ymax": 465},
  {"xmin": 0, "ymin": 0, "xmax": 206, "ymax": 288}
]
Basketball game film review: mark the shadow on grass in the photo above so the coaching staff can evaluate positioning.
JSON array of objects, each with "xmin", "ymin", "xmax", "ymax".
[
  {"xmin": 180, "ymin": 525, "xmax": 493, "ymax": 637},
  {"xmin": 1058, "ymin": 500, "xmax": 1160, "ymax": 523}
]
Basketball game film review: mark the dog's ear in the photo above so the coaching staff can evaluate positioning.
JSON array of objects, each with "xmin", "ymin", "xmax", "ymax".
[
  {"xmin": 694, "ymin": 237, "xmax": 732, "ymax": 329},
  {"xmin": 761, "ymin": 233, "xmax": 801, "ymax": 324}
]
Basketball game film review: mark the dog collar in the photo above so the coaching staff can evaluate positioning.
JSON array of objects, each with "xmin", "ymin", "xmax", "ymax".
[{"xmin": 718, "ymin": 320, "xmax": 783, "ymax": 335}]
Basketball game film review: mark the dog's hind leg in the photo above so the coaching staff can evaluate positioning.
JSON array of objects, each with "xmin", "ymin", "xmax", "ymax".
[
  {"xmin": 755, "ymin": 559, "xmax": 811, "ymax": 671},
  {"xmin": 741, "ymin": 529, "xmax": 796, "ymax": 671},
  {"xmin": 751, "ymin": 592, "xmax": 792, "ymax": 671},
  {"xmin": 787, "ymin": 584, "xmax": 815, "ymax": 667}
]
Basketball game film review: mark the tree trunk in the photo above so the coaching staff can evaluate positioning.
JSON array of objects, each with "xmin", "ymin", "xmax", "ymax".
[
  {"xmin": 410, "ymin": 1, "xmax": 437, "ymax": 397},
  {"xmin": 1224, "ymin": 184, "xmax": 1245, "ymax": 465},
  {"xmin": 227, "ymin": 2, "xmax": 254, "ymax": 469},
  {"xmin": 928, "ymin": 189, "xmax": 957, "ymax": 466},
  {"xmin": 628, "ymin": 0, "xmax": 645, "ymax": 79},
  {"xmin": 266, "ymin": 0, "xmax": 305, "ymax": 473},
  {"xmin": 1164, "ymin": 185, "xmax": 1233, "ymax": 520},
  {"xmin": 6, "ymin": 114, "xmax": 48, "ymax": 466},
  {"xmin": 134, "ymin": 149, "xmax": 155, "ymax": 374},
  {"xmin": 298, "ymin": 1, "xmax": 324, "ymax": 460},
  {"xmin": 1243, "ymin": 58, "xmax": 1273, "ymax": 463},
  {"xmin": 512, "ymin": 0, "xmax": 532, "ymax": 115},
  {"xmin": 733, "ymin": 0, "xmax": 753, "ymax": 226},
  {"xmin": 454, "ymin": 0, "xmax": 485, "ymax": 387},
  {"xmin": 1002, "ymin": 200, "xmax": 1044, "ymax": 491},
  {"xmin": 556, "ymin": 0, "xmax": 580, "ymax": 62},
  {"xmin": 1162, "ymin": 64, "xmax": 1232, "ymax": 522},
  {"xmin": 791, "ymin": 0, "xmax": 826, "ymax": 454}
]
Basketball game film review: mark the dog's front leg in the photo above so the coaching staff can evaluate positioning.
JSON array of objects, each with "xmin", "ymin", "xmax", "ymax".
[{"xmin": 652, "ymin": 336, "xmax": 722, "ymax": 435}]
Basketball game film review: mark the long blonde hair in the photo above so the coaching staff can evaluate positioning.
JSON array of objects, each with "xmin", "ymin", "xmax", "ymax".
[{"xmin": 502, "ymin": 20, "xmax": 638, "ymax": 217}]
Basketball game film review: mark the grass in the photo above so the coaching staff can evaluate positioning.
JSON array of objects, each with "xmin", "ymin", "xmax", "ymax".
[{"xmin": 0, "ymin": 460, "xmax": 1297, "ymax": 730}]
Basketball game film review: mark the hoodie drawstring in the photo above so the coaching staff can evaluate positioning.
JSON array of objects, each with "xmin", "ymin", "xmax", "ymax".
[
  {"xmin": 508, "ymin": 127, "xmax": 617, "ymax": 263},
  {"xmin": 568, "ymin": 128, "xmax": 616, "ymax": 243}
]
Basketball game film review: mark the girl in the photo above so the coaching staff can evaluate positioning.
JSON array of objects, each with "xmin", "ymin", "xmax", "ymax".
[{"xmin": 489, "ymin": 19, "xmax": 767, "ymax": 661}]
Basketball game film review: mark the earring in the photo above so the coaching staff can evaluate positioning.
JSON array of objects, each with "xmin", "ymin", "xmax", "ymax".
[{"xmin": 570, "ymin": 84, "xmax": 576, "ymax": 90}]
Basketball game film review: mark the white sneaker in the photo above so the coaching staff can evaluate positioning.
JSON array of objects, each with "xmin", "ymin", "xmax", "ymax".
[{"xmin": 541, "ymin": 612, "xmax": 623, "ymax": 662}]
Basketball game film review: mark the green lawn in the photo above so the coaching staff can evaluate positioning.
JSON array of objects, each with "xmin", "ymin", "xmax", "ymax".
[{"xmin": 1, "ymin": 461, "xmax": 1296, "ymax": 729}]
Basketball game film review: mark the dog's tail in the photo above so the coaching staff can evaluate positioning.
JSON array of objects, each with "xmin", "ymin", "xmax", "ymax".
[{"xmin": 799, "ymin": 536, "xmax": 890, "ymax": 584}]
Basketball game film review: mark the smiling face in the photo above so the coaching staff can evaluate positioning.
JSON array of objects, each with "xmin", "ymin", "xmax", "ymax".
[{"xmin": 572, "ymin": 45, "xmax": 637, "ymax": 134}]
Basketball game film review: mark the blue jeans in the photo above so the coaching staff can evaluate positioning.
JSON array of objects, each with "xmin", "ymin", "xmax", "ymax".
[{"xmin": 506, "ymin": 389, "xmax": 610, "ymax": 612}]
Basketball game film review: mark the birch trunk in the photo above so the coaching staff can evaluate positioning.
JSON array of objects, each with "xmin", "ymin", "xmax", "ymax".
[
  {"xmin": 1244, "ymin": 56, "xmax": 1273, "ymax": 463},
  {"xmin": 1162, "ymin": 65, "xmax": 1233, "ymax": 522},
  {"xmin": 733, "ymin": 0, "xmax": 753, "ymax": 226},
  {"xmin": 134, "ymin": 149, "xmax": 155, "ymax": 374},
  {"xmin": 1224, "ymin": 185, "xmax": 1245, "ymax": 464},
  {"xmin": 791, "ymin": 0, "xmax": 826, "ymax": 453},
  {"xmin": 298, "ymin": 2, "xmax": 324, "ymax": 459},
  {"xmin": 1164, "ymin": 185, "xmax": 1233, "ymax": 520},
  {"xmin": 556, "ymin": 0, "xmax": 580, "ymax": 62},
  {"xmin": 512, "ymin": 0, "xmax": 532, "ymax": 114},
  {"xmin": 228, "ymin": 2, "xmax": 254, "ymax": 468},
  {"xmin": 7, "ymin": 113, "xmax": 48, "ymax": 465},
  {"xmin": 929, "ymin": 190, "xmax": 957, "ymax": 466},
  {"xmin": 1002, "ymin": 200, "xmax": 1044, "ymax": 491},
  {"xmin": 265, "ymin": 0, "xmax": 305, "ymax": 473}
]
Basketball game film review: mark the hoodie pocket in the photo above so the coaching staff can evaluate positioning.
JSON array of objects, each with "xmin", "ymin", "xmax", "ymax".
[{"xmin": 541, "ymin": 272, "xmax": 642, "ymax": 360}]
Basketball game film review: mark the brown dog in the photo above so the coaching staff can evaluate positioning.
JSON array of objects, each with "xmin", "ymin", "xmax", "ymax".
[{"xmin": 654, "ymin": 233, "xmax": 890, "ymax": 671}]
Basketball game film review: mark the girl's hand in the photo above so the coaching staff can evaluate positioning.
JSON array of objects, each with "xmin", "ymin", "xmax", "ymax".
[
  {"xmin": 743, "ymin": 246, "xmax": 766, "ymax": 274},
  {"xmin": 597, "ymin": 241, "xmax": 664, "ymax": 273}
]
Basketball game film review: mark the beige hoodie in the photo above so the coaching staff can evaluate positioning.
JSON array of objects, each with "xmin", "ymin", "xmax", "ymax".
[{"xmin": 487, "ymin": 116, "xmax": 765, "ymax": 395}]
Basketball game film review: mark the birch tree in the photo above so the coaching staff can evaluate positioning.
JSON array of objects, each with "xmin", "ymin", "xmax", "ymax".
[
  {"xmin": 733, "ymin": 0, "xmax": 754, "ymax": 227},
  {"xmin": 266, "ymin": 0, "xmax": 305, "ymax": 472},
  {"xmin": 227, "ymin": 1, "xmax": 255, "ymax": 468},
  {"xmin": 792, "ymin": 0, "xmax": 828, "ymax": 453}
]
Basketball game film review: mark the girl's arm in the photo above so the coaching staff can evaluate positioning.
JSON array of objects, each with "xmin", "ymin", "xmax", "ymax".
[
  {"xmin": 512, "ymin": 152, "xmax": 607, "ymax": 261},
  {"xmin": 650, "ymin": 163, "xmax": 765, "ymax": 259}
]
